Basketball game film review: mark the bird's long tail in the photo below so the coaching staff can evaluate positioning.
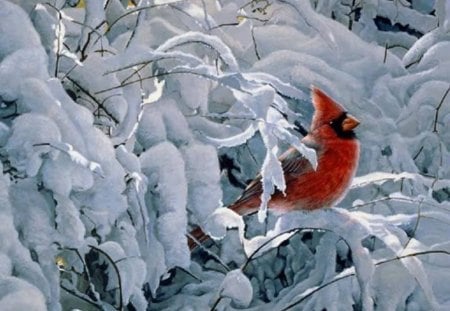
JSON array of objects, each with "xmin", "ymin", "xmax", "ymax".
[
  {"xmin": 187, "ymin": 226, "xmax": 211, "ymax": 250},
  {"xmin": 187, "ymin": 201, "xmax": 259, "ymax": 250}
]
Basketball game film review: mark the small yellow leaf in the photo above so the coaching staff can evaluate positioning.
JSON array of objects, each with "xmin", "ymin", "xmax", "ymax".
[
  {"xmin": 55, "ymin": 256, "xmax": 67, "ymax": 270},
  {"xmin": 76, "ymin": 0, "xmax": 85, "ymax": 8},
  {"xmin": 237, "ymin": 15, "xmax": 246, "ymax": 23}
]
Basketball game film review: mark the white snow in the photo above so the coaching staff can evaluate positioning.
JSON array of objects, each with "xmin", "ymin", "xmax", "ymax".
[{"xmin": 1, "ymin": 0, "xmax": 450, "ymax": 310}]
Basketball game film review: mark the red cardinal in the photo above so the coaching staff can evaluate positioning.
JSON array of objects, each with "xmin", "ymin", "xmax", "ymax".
[{"xmin": 189, "ymin": 87, "xmax": 360, "ymax": 249}]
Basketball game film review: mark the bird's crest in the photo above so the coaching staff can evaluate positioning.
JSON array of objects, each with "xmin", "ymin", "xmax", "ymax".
[{"xmin": 310, "ymin": 86, "xmax": 346, "ymax": 130}]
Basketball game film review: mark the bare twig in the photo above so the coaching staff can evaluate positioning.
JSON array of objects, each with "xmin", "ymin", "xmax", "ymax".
[
  {"xmin": 107, "ymin": 4, "xmax": 170, "ymax": 32},
  {"xmin": 401, "ymin": 199, "xmax": 423, "ymax": 251},
  {"xmin": 65, "ymin": 77, "xmax": 119, "ymax": 124},
  {"xmin": 168, "ymin": 3, "xmax": 208, "ymax": 31},
  {"xmin": 236, "ymin": 14, "xmax": 270, "ymax": 23},
  {"xmin": 61, "ymin": 247, "xmax": 102, "ymax": 304},
  {"xmin": 412, "ymin": 145, "xmax": 424, "ymax": 161},
  {"xmin": 123, "ymin": 64, "xmax": 147, "ymax": 86},
  {"xmin": 158, "ymin": 40, "xmax": 230, "ymax": 69},
  {"xmin": 95, "ymin": 70, "xmax": 211, "ymax": 94},
  {"xmin": 79, "ymin": 20, "xmax": 107, "ymax": 61},
  {"xmin": 350, "ymin": 196, "xmax": 445, "ymax": 211},
  {"xmin": 209, "ymin": 22, "xmax": 240, "ymax": 30},
  {"xmin": 433, "ymin": 84, "xmax": 450, "ymax": 133},
  {"xmin": 251, "ymin": 26, "xmax": 261, "ymax": 60},
  {"xmin": 186, "ymin": 232, "xmax": 231, "ymax": 272},
  {"xmin": 210, "ymin": 295, "xmax": 223, "ymax": 311},
  {"xmin": 241, "ymin": 228, "xmax": 300, "ymax": 271},
  {"xmin": 280, "ymin": 250, "xmax": 450, "ymax": 310},
  {"xmin": 60, "ymin": 284, "xmax": 103, "ymax": 310},
  {"xmin": 88, "ymin": 245, "xmax": 123, "ymax": 310},
  {"xmin": 201, "ymin": 0, "xmax": 212, "ymax": 30},
  {"xmin": 103, "ymin": 0, "xmax": 113, "ymax": 10}
]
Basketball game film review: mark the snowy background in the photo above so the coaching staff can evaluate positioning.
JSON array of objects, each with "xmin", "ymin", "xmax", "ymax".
[{"xmin": 0, "ymin": 0, "xmax": 450, "ymax": 310}]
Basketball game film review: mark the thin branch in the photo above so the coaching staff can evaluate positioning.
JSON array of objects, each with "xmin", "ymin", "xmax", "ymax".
[
  {"xmin": 401, "ymin": 198, "xmax": 423, "ymax": 251},
  {"xmin": 120, "ymin": 63, "xmax": 147, "ymax": 85},
  {"xmin": 412, "ymin": 145, "xmax": 424, "ymax": 161},
  {"xmin": 350, "ymin": 196, "xmax": 444, "ymax": 211},
  {"xmin": 241, "ymin": 228, "xmax": 300, "ymax": 271},
  {"xmin": 177, "ymin": 266, "xmax": 202, "ymax": 282},
  {"xmin": 236, "ymin": 14, "xmax": 270, "ymax": 23},
  {"xmin": 210, "ymin": 296, "xmax": 223, "ymax": 311},
  {"xmin": 95, "ymin": 70, "xmax": 209, "ymax": 94},
  {"xmin": 62, "ymin": 247, "xmax": 102, "ymax": 302},
  {"xmin": 433, "ymin": 84, "xmax": 450, "ymax": 133},
  {"xmin": 280, "ymin": 250, "xmax": 450, "ymax": 310},
  {"xmin": 347, "ymin": 0, "xmax": 357, "ymax": 30},
  {"xmin": 241, "ymin": 227, "xmax": 353, "ymax": 272},
  {"xmin": 405, "ymin": 58, "xmax": 421, "ymax": 69},
  {"xmin": 93, "ymin": 48, "xmax": 117, "ymax": 56},
  {"xmin": 60, "ymin": 284, "xmax": 103, "ymax": 310},
  {"xmin": 201, "ymin": 0, "xmax": 212, "ymax": 30},
  {"xmin": 88, "ymin": 245, "xmax": 123, "ymax": 310},
  {"xmin": 65, "ymin": 76, "xmax": 119, "ymax": 124},
  {"xmin": 277, "ymin": 0, "xmax": 335, "ymax": 50},
  {"xmin": 107, "ymin": 4, "xmax": 171, "ymax": 32},
  {"xmin": 125, "ymin": 1, "xmax": 147, "ymax": 49},
  {"xmin": 251, "ymin": 26, "xmax": 261, "ymax": 60},
  {"xmin": 79, "ymin": 20, "xmax": 107, "ymax": 61},
  {"xmin": 103, "ymin": 55, "xmax": 181, "ymax": 76},
  {"xmin": 159, "ymin": 40, "xmax": 231, "ymax": 69},
  {"xmin": 103, "ymin": 0, "xmax": 113, "ymax": 10},
  {"xmin": 209, "ymin": 22, "xmax": 240, "ymax": 30},
  {"xmin": 69, "ymin": 19, "xmax": 105, "ymax": 38},
  {"xmin": 97, "ymin": 68, "xmax": 252, "ymax": 96},
  {"xmin": 168, "ymin": 3, "xmax": 208, "ymax": 31},
  {"xmin": 186, "ymin": 232, "xmax": 231, "ymax": 272}
]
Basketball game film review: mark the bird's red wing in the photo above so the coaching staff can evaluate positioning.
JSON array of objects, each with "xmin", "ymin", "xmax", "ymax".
[
  {"xmin": 229, "ymin": 174, "xmax": 263, "ymax": 213},
  {"xmin": 279, "ymin": 148, "xmax": 314, "ymax": 179},
  {"xmin": 230, "ymin": 148, "xmax": 313, "ymax": 214}
]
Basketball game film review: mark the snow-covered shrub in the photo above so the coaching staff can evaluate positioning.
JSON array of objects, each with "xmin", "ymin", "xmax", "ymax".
[{"xmin": 0, "ymin": 0, "xmax": 449, "ymax": 310}]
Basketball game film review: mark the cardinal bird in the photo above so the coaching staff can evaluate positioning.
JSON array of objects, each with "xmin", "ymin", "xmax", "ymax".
[{"xmin": 189, "ymin": 86, "xmax": 360, "ymax": 249}]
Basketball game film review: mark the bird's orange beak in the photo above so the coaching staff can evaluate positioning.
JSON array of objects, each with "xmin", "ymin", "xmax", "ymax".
[{"xmin": 341, "ymin": 114, "xmax": 360, "ymax": 131}]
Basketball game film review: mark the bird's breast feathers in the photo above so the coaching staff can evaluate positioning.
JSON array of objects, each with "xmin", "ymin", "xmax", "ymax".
[{"xmin": 270, "ymin": 138, "xmax": 359, "ymax": 211}]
